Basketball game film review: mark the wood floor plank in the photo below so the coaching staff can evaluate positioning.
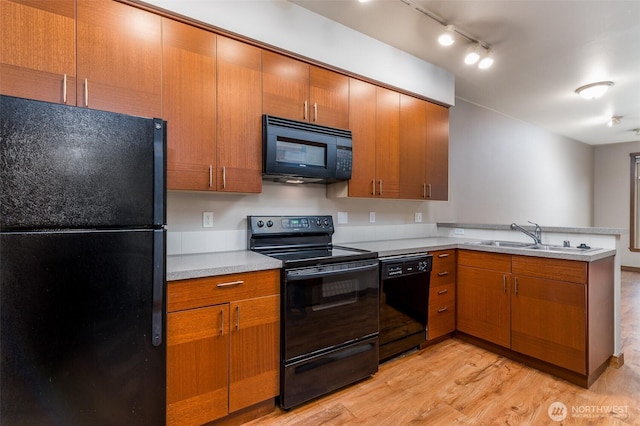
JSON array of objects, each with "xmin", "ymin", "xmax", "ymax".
[{"xmin": 242, "ymin": 271, "xmax": 640, "ymax": 425}]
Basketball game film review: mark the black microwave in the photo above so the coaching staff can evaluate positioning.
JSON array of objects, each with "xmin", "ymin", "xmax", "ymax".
[{"xmin": 262, "ymin": 115, "xmax": 352, "ymax": 183}]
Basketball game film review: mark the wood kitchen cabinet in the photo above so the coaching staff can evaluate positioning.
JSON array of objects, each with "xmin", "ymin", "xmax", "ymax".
[
  {"xmin": 425, "ymin": 102, "xmax": 449, "ymax": 200},
  {"xmin": 427, "ymin": 249, "xmax": 456, "ymax": 340},
  {"xmin": 0, "ymin": 0, "xmax": 76, "ymax": 103},
  {"xmin": 77, "ymin": 0, "xmax": 162, "ymax": 117},
  {"xmin": 167, "ymin": 270, "xmax": 280, "ymax": 426},
  {"xmin": 262, "ymin": 51, "xmax": 349, "ymax": 129},
  {"xmin": 456, "ymin": 250, "xmax": 512, "ymax": 347},
  {"xmin": 216, "ymin": 36, "xmax": 263, "ymax": 193},
  {"xmin": 399, "ymin": 94, "xmax": 427, "ymax": 199},
  {"xmin": 457, "ymin": 249, "xmax": 614, "ymax": 386},
  {"xmin": 162, "ymin": 18, "xmax": 217, "ymax": 191},
  {"xmin": 1, "ymin": 0, "xmax": 162, "ymax": 117}
]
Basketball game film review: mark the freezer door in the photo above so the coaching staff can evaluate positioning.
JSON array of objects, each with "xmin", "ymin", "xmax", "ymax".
[
  {"xmin": 0, "ymin": 95, "xmax": 166, "ymax": 230},
  {"xmin": 0, "ymin": 229, "xmax": 166, "ymax": 426}
]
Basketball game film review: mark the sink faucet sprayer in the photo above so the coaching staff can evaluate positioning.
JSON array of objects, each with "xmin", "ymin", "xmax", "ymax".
[{"xmin": 510, "ymin": 221, "xmax": 542, "ymax": 245}]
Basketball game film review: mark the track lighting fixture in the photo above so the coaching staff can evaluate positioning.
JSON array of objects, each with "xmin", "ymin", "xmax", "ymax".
[
  {"xmin": 464, "ymin": 44, "xmax": 481, "ymax": 65},
  {"xmin": 478, "ymin": 49, "xmax": 494, "ymax": 69},
  {"xmin": 438, "ymin": 25, "xmax": 456, "ymax": 46},
  {"xmin": 394, "ymin": 0, "xmax": 494, "ymax": 70},
  {"xmin": 608, "ymin": 116, "xmax": 623, "ymax": 127}
]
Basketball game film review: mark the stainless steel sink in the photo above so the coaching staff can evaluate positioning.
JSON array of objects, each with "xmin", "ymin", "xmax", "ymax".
[
  {"xmin": 465, "ymin": 240, "xmax": 599, "ymax": 254},
  {"xmin": 464, "ymin": 240, "xmax": 533, "ymax": 248}
]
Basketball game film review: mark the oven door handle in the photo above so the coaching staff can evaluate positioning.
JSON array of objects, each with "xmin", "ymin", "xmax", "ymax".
[{"xmin": 286, "ymin": 262, "xmax": 378, "ymax": 280}]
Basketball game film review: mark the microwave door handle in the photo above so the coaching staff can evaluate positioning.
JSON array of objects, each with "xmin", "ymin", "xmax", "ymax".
[{"xmin": 286, "ymin": 263, "xmax": 378, "ymax": 281}]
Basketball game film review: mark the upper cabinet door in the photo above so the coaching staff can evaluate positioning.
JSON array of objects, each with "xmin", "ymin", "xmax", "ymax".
[
  {"xmin": 262, "ymin": 51, "xmax": 349, "ymax": 128},
  {"xmin": 76, "ymin": 1, "xmax": 162, "ymax": 118},
  {"xmin": 0, "ymin": 0, "xmax": 76, "ymax": 104},
  {"xmin": 162, "ymin": 18, "xmax": 217, "ymax": 191},
  {"xmin": 425, "ymin": 102, "xmax": 449, "ymax": 200},
  {"xmin": 308, "ymin": 65, "xmax": 349, "ymax": 129},
  {"xmin": 347, "ymin": 78, "xmax": 377, "ymax": 198},
  {"xmin": 262, "ymin": 51, "xmax": 309, "ymax": 122},
  {"xmin": 399, "ymin": 94, "xmax": 427, "ymax": 200},
  {"xmin": 375, "ymin": 86, "xmax": 400, "ymax": 199},
  {"xmin": 216, "ymin": 36, "xmax": 262, "ymax": 193}
]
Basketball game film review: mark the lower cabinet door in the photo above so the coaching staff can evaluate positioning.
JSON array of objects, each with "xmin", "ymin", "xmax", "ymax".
[
  {"xmin": 167, "ymin": 304, "xmax": 230, "ymax": 426},
  {"xmin": 229, "ymin": 294, "xmax": 280, "ymax": 412},
  {"xmin": 511, "ymin": 275, "xmax": 586, "ymax": 373}
]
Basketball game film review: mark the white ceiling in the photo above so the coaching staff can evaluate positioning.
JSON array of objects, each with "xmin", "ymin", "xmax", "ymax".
[{"xmin": 290, "ymin": 0, "xmax": 640, "ymax": 145}]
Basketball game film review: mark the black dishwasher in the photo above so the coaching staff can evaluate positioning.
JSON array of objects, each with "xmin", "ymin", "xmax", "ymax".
[{"xmin": 379, "ymin": 254, "xmax": 433, "ymax": 362}]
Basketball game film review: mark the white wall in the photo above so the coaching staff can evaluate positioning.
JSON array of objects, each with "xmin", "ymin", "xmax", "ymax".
[
  {"xmin": 594, "ymin": 141, "xmax": 638, "ymax": 267},
  {"xmin": 431, "ymin": 100, "xmax": 594, "ymax": 227}
]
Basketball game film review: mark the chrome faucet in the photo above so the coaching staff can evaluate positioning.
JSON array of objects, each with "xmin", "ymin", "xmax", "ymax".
[{"xmin": 510, "ymin": 221, "xmax": 542, "ymax": 245}]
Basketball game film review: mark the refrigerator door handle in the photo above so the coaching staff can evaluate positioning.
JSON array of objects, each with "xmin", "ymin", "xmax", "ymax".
[
  {"xmin": 152, "ymin": 230, "xmax": 165, "ymax": 347},
  {"xmin": 153, "ymin": 119, "xmax": 167, "ymax": 227}
]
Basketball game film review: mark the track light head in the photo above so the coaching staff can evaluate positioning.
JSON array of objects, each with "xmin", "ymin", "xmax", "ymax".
[
  {"xmin": 464, "ymin": 44, "xmax": 481, "ymax": 65},
  {"xmin": 438, "ymin": 25, "xmax": 456, "ymax": 46},
  {"xmin": 478, "ymin": 49, "xmax": 494, "ymax": 69}
]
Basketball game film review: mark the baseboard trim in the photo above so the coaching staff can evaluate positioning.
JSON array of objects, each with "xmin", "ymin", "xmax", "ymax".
[
  {"xmin": 610, "ymin": 352, "xmax": 625, "ymax": 368},
  {"xmin": 621, "ymin": 266, "xmax": 640, "ymax": 273}
]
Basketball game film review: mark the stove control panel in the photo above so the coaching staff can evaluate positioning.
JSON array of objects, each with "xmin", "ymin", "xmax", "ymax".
[{"xmin": 248, "ymin": 215, "xmax": 334, "ymax": 235}]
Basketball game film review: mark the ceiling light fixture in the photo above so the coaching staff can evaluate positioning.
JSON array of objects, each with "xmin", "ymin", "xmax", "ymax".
[
  {"xmin": 478, "ymin": 49, "xmax": 494, "ymax": 69},
  {"xmin": 608, "ymin": 115, "xmax": 623, "ymax": 127},
  {"xmin": 397, "ymin": 0, "xmax": 494, "ymax": 70},
  {"xmin": 464, "ymin": 44, "xmax": 481, "ymax": 65},
  {"xmin": 634, "ymin": 128, "xmax": 640, "ymax": 136},
  {"xmin": 438, "ymin": 25, "xmax": 456, "ymax": 46},
  {"xmin": 575, "ymin": 81, "xmax": 614, "ymax": 100}
]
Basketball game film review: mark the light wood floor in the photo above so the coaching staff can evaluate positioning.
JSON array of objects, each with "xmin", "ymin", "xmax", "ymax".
[{"xmin": 243, "ymin": 270, "xmax": 640, "ymax": 425}]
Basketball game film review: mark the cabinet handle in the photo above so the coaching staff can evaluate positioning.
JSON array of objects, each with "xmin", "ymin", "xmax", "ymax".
[
  {"xmin": 437, "ymin": 271, "xmax": 449, "ymax": 277},
  {"xmin": 313, "ymin": 102, "xmax": 318, "ymax": 122},
  {"xmin": 216, "ymin": 280, "xmax": 244, "ymax": 288},
  {"xmin": 438, "ymin": 253, "xmax": 449, "ymax": 258},
  {"xmin": 222, "ymin": 166, "xmax": 226, "ymax": 189},
  {"xmin": 208, "ymin": 165, "xmax": 213, "ymax": 188},
  {"xmin": 437, "ymin": 307, "xmax": 448, "ymax": 313},
  {"xmin": 503, "ymin": 275, "xmax": 507, "ymax": 293},
  {"xmin": 422, "ymin": 183, "xmax": 426, "ymax": 199},
  {"xmin": 235, "ymin": 305, "xmax": 240, "ymax": 331},
  {"xmin": 371, "ymin": 180, "xmax": 375, "ymax": 196},
  {"xmin": 427, "ymin": 183, "xmax": 432, "ymax": 198},
  {"xmin": 63, "ymin": 74, "xmax": 67, "ymax": 104},
  {"xmin": 304, "ymin": 100, "xmax": 308, "ymax": 120},
  {"xmin": 437, "ymin": 288, "xmax": 448, "ymax": 295},
  {"xmin": 515, "ymin": 277, "xmax": 519, "ymax": 295},
  {"xmin": 220, "ymin": 309, "xmax": 225, "ymax": 336},
  {"xmin": 379, "ymin": 180, "xmax": 383, "ymax": 195},
  {"xmin": 84, "ymin": 78, "xmax": 89, "ymax": 107}
]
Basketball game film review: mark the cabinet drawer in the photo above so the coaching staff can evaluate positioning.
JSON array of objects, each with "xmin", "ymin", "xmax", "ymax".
[
  {"xmin": 429, "ymin": 282, "xmax": 455, "ymax": 304},
  {"xmin": 430, "ymin": 250, "xmax": 456, "ymax": 286},
  {"xmin": 458, "ymin": 250, "xmax": 511, "ymax": 273},
  {"xmin": 512, "ymin": 255, "xmax": 587, "ymax": 284},
  {"xmin": 168, "ymin": 269, "xmax": 280, "ymax": 312},
  {"xmin": 428, "ymin": 282, "xmax": 455, "ymax": 339}
]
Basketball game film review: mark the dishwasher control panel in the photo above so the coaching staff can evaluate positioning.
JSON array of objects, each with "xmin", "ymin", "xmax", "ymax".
[{"xmin": 380, "ymin": 255, "xmax": 433, "ymax": 279}]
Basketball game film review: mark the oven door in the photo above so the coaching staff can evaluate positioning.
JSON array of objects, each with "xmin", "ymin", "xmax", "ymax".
[{"xmin": 283, "ymin": 259, "xmax": 379, "ymax": 361}]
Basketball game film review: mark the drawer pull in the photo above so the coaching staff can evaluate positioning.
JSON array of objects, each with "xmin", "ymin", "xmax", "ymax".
[
  {"xmin": 220, "ymin": 309, "xmax": 225, "ymax": 336},
  {"xmin": 437, "ymin": 271, "xmax": 449, "ymax": 277},
  {"xmin": 235, "ymin": 305, "xmax": 240, "ymax": 331},
  {"xmin": 437, "ymin": 289, "xmax": 448, "ymax": 295},
  {"xmin": 437, "ymin": 307, "xmax": 448, "ymax": 313},
  {"xmin": 438, "ymin": 253, "xmax": 449, "ymax": 258},
  {"xmin": 216, "ymin": 280, "xmax": 244, "ymax": 288}
]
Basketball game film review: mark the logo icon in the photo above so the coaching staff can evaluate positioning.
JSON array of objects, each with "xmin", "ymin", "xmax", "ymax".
[{"xmin": 548, "ymin": 401, "xmax": 568, "ymax": 422}]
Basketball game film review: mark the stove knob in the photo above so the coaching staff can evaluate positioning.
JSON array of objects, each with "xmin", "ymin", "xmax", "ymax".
[
  {"xmin": 257, "ymin": 220, "xmax": 264, "ymax": 228},
  {"xmin": 323, "ymin": 219, "xmax": 329, "ymax": 226},
  {"xmin": 418, "ymin": 261, "xmax": 428, "ymax": 271},
  {"xmin": 316, "ymin": 219, "xmax": 322, "ymax": 227},
  {"xmin": 267, "ymin": 220, "xmax": 274, "ymax": 227}
]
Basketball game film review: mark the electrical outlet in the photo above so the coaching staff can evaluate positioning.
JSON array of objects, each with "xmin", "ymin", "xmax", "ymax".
[
  {"xmin": 454, "ymin": 228, "xmax": 465, "ymax": 235},
  {"xmin": 369, "ymin": 212, "xmax": 375, "ymax": 223},
  {"xmin": 203, "ymin": 211, "xmax": 214, "ymax": 228},
  {"xmin": 414, "ymin": 212, "xmax": 422, "ymax": 223},
  {"xmin": 337, "ymin": 211, "xmax": 348, "ymax": 224}
]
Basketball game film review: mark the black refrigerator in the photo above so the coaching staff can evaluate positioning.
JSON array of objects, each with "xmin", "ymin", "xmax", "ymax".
[{"xmin": 0, "ymin": 95, "xmax": 166, "ymax": 425}]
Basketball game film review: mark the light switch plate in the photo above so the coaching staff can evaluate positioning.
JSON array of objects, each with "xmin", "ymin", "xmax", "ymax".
[{"xmin": 414, "ymin": 212, "xmax": 422, "ymax": 223}]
